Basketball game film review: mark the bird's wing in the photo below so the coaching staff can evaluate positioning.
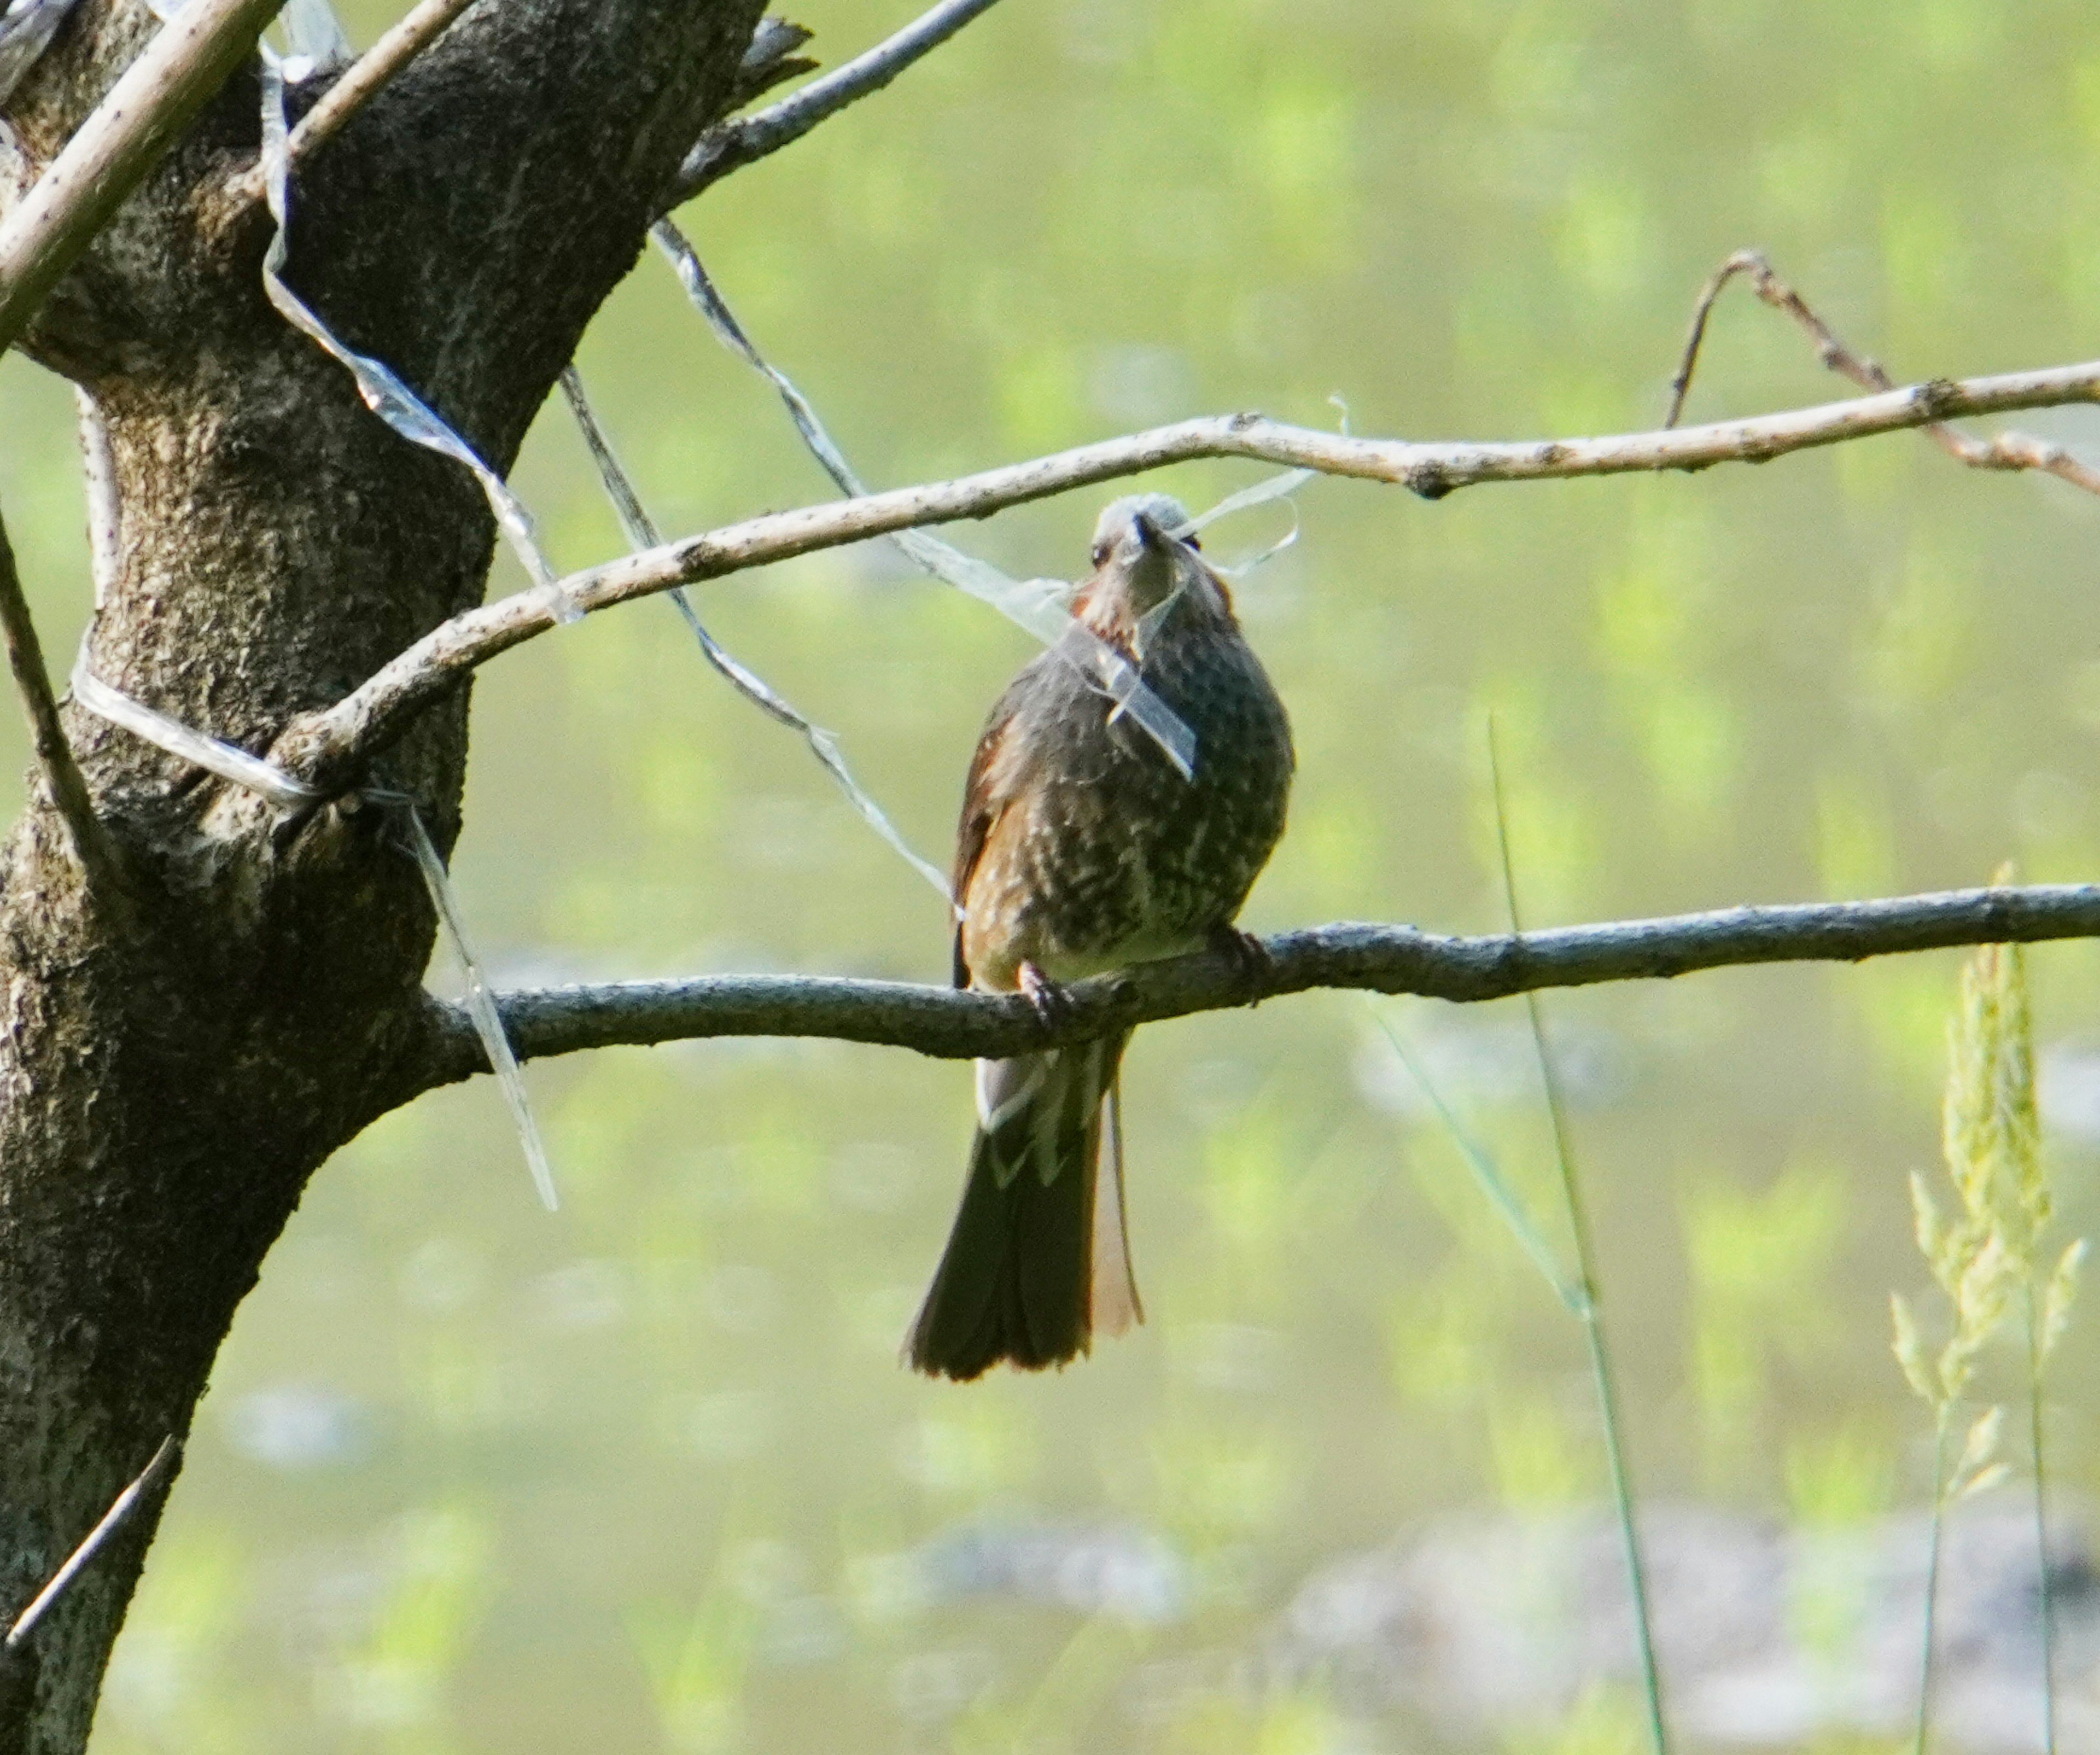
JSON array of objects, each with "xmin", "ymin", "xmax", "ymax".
[{"xmin": 951, "ymin": 697, "xmax": 1025, "ymax": 989}]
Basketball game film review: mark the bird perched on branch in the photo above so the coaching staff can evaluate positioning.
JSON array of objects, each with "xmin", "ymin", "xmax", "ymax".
[{"xmin": 907, "ymin": 493, "xmax": 1295, "ymax": 1381}]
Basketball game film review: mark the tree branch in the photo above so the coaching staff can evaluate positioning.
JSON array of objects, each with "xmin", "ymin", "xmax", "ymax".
[
  {"xmin": 3, "ymin": 1436, "xmax": 176, "ymax": 1654},
  {"xmin": 211, "ymin": 0, "xmax": 487, "ymax": 215},
  {"xmin": 281, "ymin": 0, "xmax": 476, "ymax": 171},
  {"xmin": 0, "ymin": 0, "xmax": 287, "ymax": 353},
  {"xmin": 725, "ymin": 15, "xmax": 815, "ymax": 109},
  {"xmin": 664, "ymin": 0, "xmax": 1006, "ymax": 206},
  {"xmin": 1666, "ymin": 248, "xmax": 2100, "ymax": 495},
  {"xmin": 0, "ymin": 502, "xmax": 125, "ymax": 894},
  {"xmin": 276, "ymin": 356, "xmax": 2100, "ymax": 790},
  {"xmin": 411, "ymin": 883, "xmax": 2100, "ymax": 1091}
]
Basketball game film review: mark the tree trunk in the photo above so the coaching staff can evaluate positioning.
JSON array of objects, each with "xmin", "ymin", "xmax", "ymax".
[{"xmin": 0, "ymin": 1, "xmax": 761, "ymax": 1744}]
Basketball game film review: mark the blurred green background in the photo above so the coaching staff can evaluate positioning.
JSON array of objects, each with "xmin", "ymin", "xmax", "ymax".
[{"xmin": 4, "ymin": 0, "xmax": 2100, "ymax": 1748}]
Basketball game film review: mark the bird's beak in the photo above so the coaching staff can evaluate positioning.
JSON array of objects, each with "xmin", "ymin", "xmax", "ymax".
[{"xmin": 1130, "ymin": 510, "xmax": 1162, "ymax": 551}]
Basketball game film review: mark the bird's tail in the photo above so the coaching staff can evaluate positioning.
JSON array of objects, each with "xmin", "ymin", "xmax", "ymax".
[{"xmin": 906, "ymin": 1031, "xmax": 1141, "ymax": 1380}]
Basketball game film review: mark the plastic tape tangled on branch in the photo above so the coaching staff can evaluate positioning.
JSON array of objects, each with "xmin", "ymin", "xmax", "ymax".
[
  {"xmin": 650, "ymin": 222, "xmax": 1202, "ymax": 779},
  {"xmin": 376, "ymin": 791, "xmax": 558, "ymax": 1210},
  {"xmin": 71, "ymin": 654, "xmax": 322, "ymax": 811},
  {"xmin": 256, "ymin": 54, "xmax": 578, "ymax": 622},
  {"xmin": 251, "ymin": 10, "xmax": 949, "ymax": 900},
  {"xmin": 69, "ymin": 652, "xmax": 561, "ymax": 1211}
]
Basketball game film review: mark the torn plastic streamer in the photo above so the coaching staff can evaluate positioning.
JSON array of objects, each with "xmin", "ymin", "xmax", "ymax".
[
  {"xmin": 69, "ymin": 652, "xmax": 323, "ymax": 811},
  {"xmin": 558, "ymin": 366, "xmax": 954, "ymax": 906},
  {"xmin": 257, "ymin": 55, "xmax": 578, "ymax": 622},
  {"xmin": 651, "ymin": 221, "xmax": 1200, "ymax": 780},
  {"xmin": 278, "ymin": 0, "xmax": 352, "ymax": 74},
  {"xmin": 386, "ymin": 795, "xmax": 559, "ymax": 1212},
  {"xmin": 0, "ymin": 0, "xmax": 80, "ymax": 108},
  {"xmin": 70, "ymin": 651, "xmax": 561, "ymax": 1210}
]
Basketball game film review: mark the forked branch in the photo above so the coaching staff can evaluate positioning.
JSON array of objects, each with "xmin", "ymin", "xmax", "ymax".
[
  {"xmin": 414, "ymin": 882, "xmax": 2100, "ymax": 1089},
  {"xmin": 0, "ymin": 0, "xmax": 288, "ymax": 351},
  {"xmin": 1666, "ymin": 248, "xmax": 2100, "ymax": 495},
  {"xmin": 666, "ymin": 0, "xmax": 1008, "ymax": 204}
]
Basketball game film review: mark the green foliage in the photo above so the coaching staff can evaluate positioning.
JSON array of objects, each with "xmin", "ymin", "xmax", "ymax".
[
  {"xmin": 946, "ymin": 1616, "xmax": 1148, "ymax": 1755},
  {"xmin": 1505, "ymin": 1685, "xmax": 1650, "ymax": 1755},
  {"xmin": 1158, "ymin": 1677, "xmax": 1352, "ymax": 1755},
  {"xmin": 323, "ymin": 1508, "xmax": 494, "ymax": 1753},
  {"xmin": 630, "ymin": 1583, "xmax": 757, "ymax": 1754},
  {"xmin": 1683, "ymin": 1159, "xmax": 1846, "ymax": 1478},
  {"xmin": 1784, "ymin": 1421, "xmax": 1896, "ymax": 1529},
  {"xmin": 1490, "ymin": 1393, "xmax": 1600, "ymax": 1508}
]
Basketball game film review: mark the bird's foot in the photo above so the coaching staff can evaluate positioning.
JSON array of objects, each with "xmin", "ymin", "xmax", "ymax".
[
  {"xmin": 1207, "ymin": 923, "xmax": 1273, "ymax": 994},
  {"xmin": 1018, "ymin": 961, "xmax": 1077, "ymax": 1031}
]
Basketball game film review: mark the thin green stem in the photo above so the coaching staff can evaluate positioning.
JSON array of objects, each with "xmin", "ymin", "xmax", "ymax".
[
  {"xmin": 1486, "ymin": 719, "xmax": 1666, "ymax": 1755},
  {"xmin": 1577, "ymin": 1298, "xmax": 1660, "ymax": 1727},
  {"xmin": 1915, "ymin": 1413, "xmax": 1950, "ymax": 1755},
  {"xmin": 2025, "ymin": 1285, "xmax": 2057, "ymax": 1755},
  {"xmin": 1368, "ymin": 1005, "xmax": 1585, "ymax": 1315}
]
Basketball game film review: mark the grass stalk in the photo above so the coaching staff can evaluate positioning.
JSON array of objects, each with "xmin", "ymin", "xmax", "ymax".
[
  {"xmin": 1897, "ymin": 928, "xmax": 2082, "ymax": 1754},
  {"xmin": 1914, "ymin": 1413, "xmax": 1951, "ymax": 1755},
  {"xmin": 1370, "ymin": 1008, "xmax": 1585, "ymax": 1315},
  {"xmin": 1486, "ymin": 719, "xmax": 1668, "ymax": 1755},
  {"xmin": 2024, "ymin": 1285, "xmax": 2057, "ymax": 1755}
]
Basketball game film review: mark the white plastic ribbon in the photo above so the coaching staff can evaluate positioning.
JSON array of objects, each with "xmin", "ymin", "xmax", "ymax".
[
  {"xmin": 1177, "ymin": 466, "xmax": 1314, "ymax": 539},
  {"xmin": 69, "ymin": 654, "xmax": 560, "ymax": 1212},
  {"xmin": 651, "ymin": 222, "xmax": 1200, "ymax": 779},
  {"xmin": 0, "ymin": 0, "xmax": 79, "ymax": 108},
  {"xmin": 69, "ymin": 651, "xmax": 323, "ymax": 811},
  {"xmin": 558, "ymin": 368, "xmax": 955, "ymax": 907},
  {"xmin": 257, "ymin": 56, "xmax": 578, "ymax": 622},
  {"xmin": 384, "ymin": 794, "xmax": 558, "ymax": 1211},
  {"xmin": 278, "ymin": 0, "xmax": 352, "ymax": 76}
]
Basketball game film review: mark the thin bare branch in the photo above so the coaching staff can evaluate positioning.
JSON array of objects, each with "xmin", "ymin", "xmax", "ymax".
[
  {"xmin": 5, "ymin": 1436, "xmax": 178, "ymax": 1651},
  {"xmin": 411, "ymin": 883, "xmax": 2100, "ymax": 1091},
  {"xmin": 276, "ymin": 357, "xmax": 2100, "ymax": 790},
  {"xmin": 1666, "ymin": 248, "xmax": 2100, "ymax": 495},
  {"xmin": 665, "ymin": 0, "xmax": 1006, "ymax": 206},
  {"xmin": 726, "ymin": 15, "xmax": 815, "ymax": 109},
  {"xmin": 0, "ymin": 0, "xmax": 288, "ymax": 353},
  {"xmin": 217, "ymin": 0, "xmax": 480, "ymax": 211},
  {"xmin": 285, "ymin": 0, "xmax": 474, "ymax": 167},
  {"xmin": 0, "ymin": 503, "xmax": 125, "ymax": 893},
  {"xmin": 1665, "ymin": 250, "xmax": 1765, "ymax": 429}
]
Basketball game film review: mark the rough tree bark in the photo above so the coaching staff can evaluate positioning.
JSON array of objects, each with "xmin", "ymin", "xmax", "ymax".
[{"xmin": 0, "ymin": 1, "xmax": 761, "ymax": 1745}]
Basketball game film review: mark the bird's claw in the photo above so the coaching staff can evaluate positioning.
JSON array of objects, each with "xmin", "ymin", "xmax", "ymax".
[
  {"xmin": 1018, "ymin": 961, "xmax": 1076, "ymax": 1031},
  {"xmin": 1208, "ymin": 924, "xmax": 1273, "ymax": 993}
]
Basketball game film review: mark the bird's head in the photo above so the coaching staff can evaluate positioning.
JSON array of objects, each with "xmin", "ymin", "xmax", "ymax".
[{"xmin": 1077, "ymin": 493, "xmax": 1230, "ymax": 645}]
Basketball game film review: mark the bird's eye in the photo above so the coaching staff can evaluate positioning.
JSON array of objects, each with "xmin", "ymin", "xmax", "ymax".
[
  {"xmin": 1090, "ymin": 541, "xmax": 1110, "ymax": 566},
  {"xmin": 1186, "ymin": 535, "xmax": 1201, "ymax": 551}
]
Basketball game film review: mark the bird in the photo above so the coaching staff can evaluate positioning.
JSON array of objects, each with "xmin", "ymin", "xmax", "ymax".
[{"xmin": 906, "ymin": 492, "xmax": 1296, "ymax": 1381}]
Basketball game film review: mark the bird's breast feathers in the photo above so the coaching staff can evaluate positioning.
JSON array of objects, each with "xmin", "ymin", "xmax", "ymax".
[{"xmin": 953, "ymin": 599, "xmax": 1291, "ymax": 993}]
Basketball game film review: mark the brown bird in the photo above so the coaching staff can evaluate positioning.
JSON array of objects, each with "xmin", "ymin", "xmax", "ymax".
[{"xmin": 907, "ymin": 493, "xmax": 1296, "ymax": 1380}]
